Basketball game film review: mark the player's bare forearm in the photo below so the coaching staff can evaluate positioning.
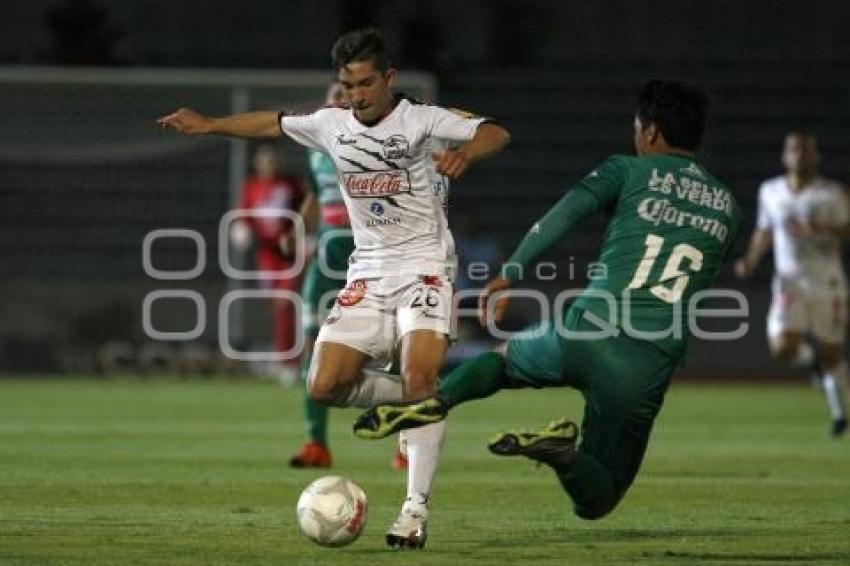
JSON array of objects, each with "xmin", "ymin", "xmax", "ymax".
[
  {"xmin": 299, "ymin": 193, "xmax": 320, "ymax": 235},
  {"xmin": 209, "ymin": 111, "xmax": 281, "ymax": 138},
  {"xmin": 432, "ymin": 123, "xmax": 510, "ymax": 179},
  {"xmin": 460, "ymin": 123, "xmax": 511, "ymax": 165},
  {"xmin": 158, "ymin": 108, "xmax": 280, "ymax": 138},
  {"xmin": 736, "ymin": 228, "xmax": 771, "ymax": 277},
  {"xmin": 500, "ymin": 187, "xmax": 599, "ymax": 283},
  {"xmin": 278, "ymin": 193, "xmax": 319, "ymax": 258},
  {"xmin": 745, "ymin": 229, "xmax": 772, "ymax": 266}
]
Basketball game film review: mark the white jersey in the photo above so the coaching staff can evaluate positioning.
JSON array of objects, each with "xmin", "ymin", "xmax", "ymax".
[
  {"xmin": 757, "ymin": 175, "xmax": 848, "ymax": 286},
  {"xmin": 280, "ymin": 96, "xmax": 485, "ymax": 283}
]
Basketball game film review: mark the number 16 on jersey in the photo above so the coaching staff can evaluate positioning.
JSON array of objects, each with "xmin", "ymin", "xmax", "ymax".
[{"xmin": 627, "ymin": 234, "xmax": 704, "ymax": 304}]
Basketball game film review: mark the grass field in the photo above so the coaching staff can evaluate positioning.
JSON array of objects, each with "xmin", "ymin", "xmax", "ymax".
[{"xmin": 1, "ymin": 378, "xmax": 849, "ymax": 565}]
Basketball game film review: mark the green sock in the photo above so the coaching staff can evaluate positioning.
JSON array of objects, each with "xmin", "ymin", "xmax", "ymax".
[
  {"xmin": 300, "ymin": 343, "xmax": 328, "ymax": 446},
  {"xmin": 438, "ymin": 352, "xmax": 509, "ymax": 409},
  {"xmin": 304, "ymin": 393, "xmax": 328, "ymax": 446}
]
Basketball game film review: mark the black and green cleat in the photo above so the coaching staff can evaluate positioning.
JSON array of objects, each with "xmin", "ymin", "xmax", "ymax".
[
  {"xmin": 487, "ymin": 417, "xmax": 579, "ymax": 466},
  {"xmin": 353, "ymin": 398, "xmax": 447, "ymax": 440}
]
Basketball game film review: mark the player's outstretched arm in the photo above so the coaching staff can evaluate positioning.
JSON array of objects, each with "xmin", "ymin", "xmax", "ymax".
[
  {"xmin": 432, "ymin": 123, "xmax": 510, "ymax": 180},
  {"xmin": 500, "ymin": 183, "xmax": 601, "ymax": 281},
  {"xmin": 157, "ymin": 108, "xmax": 281, "ymax": 139},
  {"xmin": 480, "ymin": 176, "xmax": 607, "ymax": 327},
  {"xmin": 735, "ymin": 228, "xmax": 771, "ymax": 278}
]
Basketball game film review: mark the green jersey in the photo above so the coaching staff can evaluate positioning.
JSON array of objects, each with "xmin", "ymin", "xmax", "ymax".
[
  {"xmin": 307, "ymin": 149, "xmax": 355, "ymax": 272},
  {"xmin": 504, "ymin": 153, "xmax": 741, "ymax": 359}
]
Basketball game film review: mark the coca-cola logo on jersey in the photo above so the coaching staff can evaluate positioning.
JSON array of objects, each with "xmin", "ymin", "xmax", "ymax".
[{"xmin": 342, "ymin": 170, "xmax": 412, "ymax": 198}]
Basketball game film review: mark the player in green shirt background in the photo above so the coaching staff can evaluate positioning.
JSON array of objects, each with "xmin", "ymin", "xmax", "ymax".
[
  {"xmin": 287, "ymin": 84, "xmax": 356, "ymax": 468},
  {"xmin": 287, "ymin": 148, "xmax": 354, "ymax": 468},
  {"xmin": 353, "ymin": 80, "xmax": 742, "ymax": 520}
]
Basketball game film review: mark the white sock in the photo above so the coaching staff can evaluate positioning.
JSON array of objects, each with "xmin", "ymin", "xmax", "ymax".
[
  {"xmin": 404, "ymin": 420, "xmax": 447, "ymax": 511},
  {"xmin": 791, "ymin": 342, "xmax": 815, "ymax": 368},
  {"xmin": 343, "ymin": 370, "xmax": 403, "ymax": 408},
  {"xmin": 398, "ymin": 430, "xmax": 408, "ymax": 457},
  {"xmin": 823, "ymin": 363, "xmax": 848, "ymax": 421}
]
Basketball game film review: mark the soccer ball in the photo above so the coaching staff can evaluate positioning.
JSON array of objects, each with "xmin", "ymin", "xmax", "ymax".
[{"xmin": 296, "ymin": 476, "xmax": 368, "ymax": 547}]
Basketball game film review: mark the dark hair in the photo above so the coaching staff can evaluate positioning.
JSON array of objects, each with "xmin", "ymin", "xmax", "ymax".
[
  {"xmin": 637, "ymin": 80, "xmax": 708, "ymax": 151},
  {"xmin": 331, "ymin": 28, "xmax": 392, "ymax": 72}
]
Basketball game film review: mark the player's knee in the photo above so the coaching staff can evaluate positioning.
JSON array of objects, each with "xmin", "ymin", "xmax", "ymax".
[
  {"xmin": 573, "ymin": 499, "xmax": 618, "ymax": 521},
  {"xmin": 574, "ymin": 506, "xmax": 611, "ymax": 521},
  {"xmin": 571, "ymin": 485, "xmax": 626, "ymax": 521},
  {"xmin": 306, "ymin": 381, "xmax": 332, "ymax": 405},
  {"xmin": 307, "ymin": 376, "xmax": 343, "ymax": 406},
  {"xmin": 402, "ymin": 368, "xmax": 438, "ymax": 401},
  {"xmin": 819, "ymin": 345, "xmax": 843, "ymax": 370},
  {"xmin": 769, "ymin": 333, "xmax": 804, "ymax": 363},
  {"xmin": 771, "ymin": 343, "xmax": 797, "ymax": 363}
]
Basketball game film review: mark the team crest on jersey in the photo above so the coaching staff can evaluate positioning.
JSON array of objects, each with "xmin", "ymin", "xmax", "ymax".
[
  {"xmin": 382, "ymin": 135, "xmax": 410, "ymax": 159},
  {"xmin": 337, "ymin": 279, "xmax": 367, "ymax": 307},
  {"xmin": 342, "ymin": 170, "xmax": 412, "ymax": 198}
]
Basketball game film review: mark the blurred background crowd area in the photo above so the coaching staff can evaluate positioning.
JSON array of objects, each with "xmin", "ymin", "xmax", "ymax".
[{"xmin": 2, "ymin": 0, "xmax": 850, "ymax": 377}]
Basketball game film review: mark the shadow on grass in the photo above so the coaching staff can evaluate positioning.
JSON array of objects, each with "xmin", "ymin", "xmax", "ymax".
[
  {"xmin": 464, "ymin": 526, "xmax": 773, "ymax": 547},
  {"xmin": 296, "ymin": 526, "xmax": 850, "ymax": 564},
  {"xmin": 655, "ymin": 550, "xmax": 850, "ymax": 562},
  {"xmin": 341, "ymin": 534, "xmax": 848, "ymax": 566},
  {"xmin": 343, "ymin": 527, "xmax": 767, "ymax": 552},
  {"xmin": 651, "ymin": 470, "xmax": 772, "ymax": 479}
]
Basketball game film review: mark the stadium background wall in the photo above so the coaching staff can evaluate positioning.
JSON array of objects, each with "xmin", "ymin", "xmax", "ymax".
[{"xmin": 2, "ymin": 0, "xmax": 850, "ymax": 376}]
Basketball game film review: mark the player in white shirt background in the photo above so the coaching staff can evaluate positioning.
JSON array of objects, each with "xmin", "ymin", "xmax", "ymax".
[
  {"xmin": 158, "ymin": 28, "xmax": 510, "ymax": 548},
  {"xmin": 736, "ymin": 131, "xmax": 849, "ymax": 437}
]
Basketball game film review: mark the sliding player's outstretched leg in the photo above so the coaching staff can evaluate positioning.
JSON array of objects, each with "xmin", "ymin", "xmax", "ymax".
[
  {"xmin": 353, "ymin": 397, "xmax": 446, "ymax": 439},
  {"xmin": 353, "ymin": 351, "xmax": 511, "ymax": 438},
  {"xmin": 487, "ymin": 417, "xmax": 579, "ymax": 461}
]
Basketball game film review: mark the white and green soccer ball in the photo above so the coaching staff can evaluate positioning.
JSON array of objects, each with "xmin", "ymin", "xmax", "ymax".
[{"xmin": 296, "ymin": 476, "xmax": 368, "ymax": 547}]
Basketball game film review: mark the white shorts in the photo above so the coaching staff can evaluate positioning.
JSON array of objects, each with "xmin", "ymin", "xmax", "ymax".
[
  {"xmin": 316, "ymin": 274, "xmax": 454, "ymax": 365},
  {"xmin": 767, "ymin": 276, "xmax": 847, "ymax": 344}
]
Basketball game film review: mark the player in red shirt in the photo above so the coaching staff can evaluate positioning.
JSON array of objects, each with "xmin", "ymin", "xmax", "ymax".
[{"xmin": 232, "ymin": 145, "xmax": 307, "ymax": 381}]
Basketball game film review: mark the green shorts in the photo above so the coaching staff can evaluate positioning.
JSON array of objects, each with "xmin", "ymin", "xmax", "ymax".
[
  {"xmin": 301, "ymin": 230, "xmax": 354, "ymax": 337},
  {"xmin": 505, "ymin": 307, "xmax": 675, "ymax": 394},
  {"xmin": 505, "ymin": 307, "xmax": 675, "ymax": 503},
  {"xmin": 301, "ymin": 260, "xmax": 346, "ymax": 338}
]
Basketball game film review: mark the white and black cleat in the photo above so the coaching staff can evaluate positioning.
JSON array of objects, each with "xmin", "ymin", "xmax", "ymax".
[{"xmin": 385, "ymin": 497, "xmax": 428, "ymax": 549}]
